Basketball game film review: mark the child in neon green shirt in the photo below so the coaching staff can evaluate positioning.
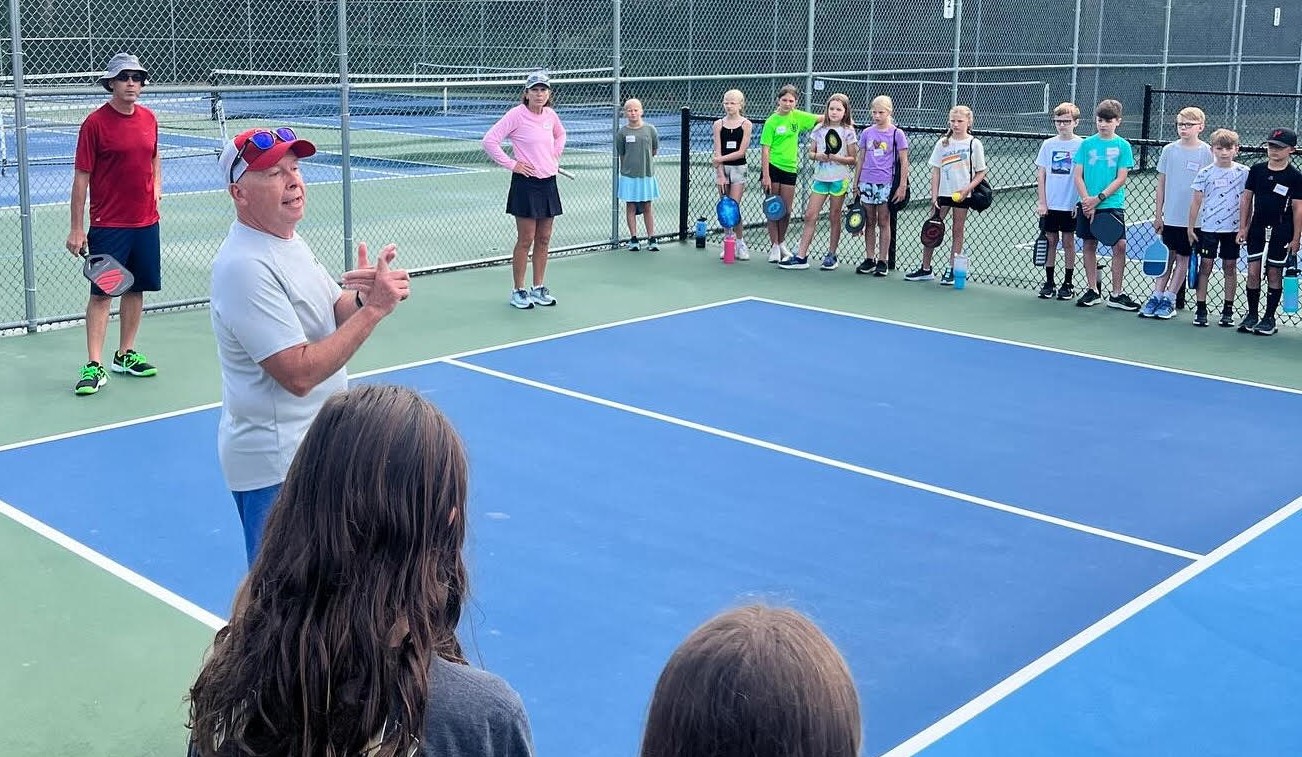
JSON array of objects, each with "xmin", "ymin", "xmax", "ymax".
[{"xmin": 760, "ymin": 84, "xmax": 819, "ymax": 263}]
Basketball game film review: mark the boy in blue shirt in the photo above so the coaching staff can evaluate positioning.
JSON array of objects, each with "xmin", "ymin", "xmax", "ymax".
[{"xmin": 1072, "ymin": 99, "xmax": 1140, "ymax": 310}]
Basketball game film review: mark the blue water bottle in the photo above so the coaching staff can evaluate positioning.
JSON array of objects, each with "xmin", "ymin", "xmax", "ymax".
[
  {"xmin": 953, "ymin": 249, "xmax": 969, "ymax": 290},
  {"xmin": 1284, "ymin": 256, "xmax": 1299, "ymax": 314},
  {"xmin": 694, "ymin": 216, "xmax": 708, "ymax": 248}
]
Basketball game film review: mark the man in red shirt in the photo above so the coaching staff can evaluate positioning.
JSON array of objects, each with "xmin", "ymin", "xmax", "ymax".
[{"xmin": 66, "ymin": 52, "xmax": 162, "ymax": 395}]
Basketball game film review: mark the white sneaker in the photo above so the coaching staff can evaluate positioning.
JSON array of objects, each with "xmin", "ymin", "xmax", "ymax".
[
  {"xmin": 779, "ymin": 244, "xmax": 792, "ymax": 263},
  {"xmin": 736, "ymin": 240, "xmax": 750, "ymax": 260},
  {"xmin": 768, "ymin": 244, "xmax": 782, "ymax": 263}
]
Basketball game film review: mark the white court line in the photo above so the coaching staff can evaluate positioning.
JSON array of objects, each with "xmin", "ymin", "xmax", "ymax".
[
  {"xmin": 882, "ymin": 492, "xmax": 1302, "ymax": 756},
  {"xmin": 0, "ymin": 497, "xmax": 226, "ymax": 630},
  {"xmin": 750, "ymin": 296, "xmax": 1302, "ymax": 397},
  {"xmin": 444, "ymin": 358, "xmax": 1201, "ymax": 561}
]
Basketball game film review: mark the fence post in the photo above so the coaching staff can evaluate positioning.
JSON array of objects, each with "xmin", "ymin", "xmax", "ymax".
[
  {"xmin": 8, "ymin": 0, "xmax": 36, "ymax": 332},
  {"xmin": 337, "ymin": 0, "xmax": 355, "ymax": 270},
  {"xmin": 1140, "ymin": 84, "xmax": 1153, "ymax": 171},
  {"xmin": 679, "ymin": 107, "xmax": 690, "ymax": 241}
]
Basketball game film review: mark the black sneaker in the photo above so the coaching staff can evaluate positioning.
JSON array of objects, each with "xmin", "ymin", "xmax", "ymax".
[
  {"xmin": 74, "ymin": 361, "xmax": 107, "ymax": 395},
  {"xmin": 1037, "ymin": 283, "xmax": 1056, "ymax": 299},
  {"xmin": 1107, "ymin": 293, "xmax": 1141, "ymax": 312},
  {"xmin": 1218, "ymin": 312, "xmax": 1236, "ymax": 328},
  {"xmin": 1076, "ymin": 289, "xmax": 1102, "ymax": 307},
  {"xmin": 111, "ymin": 349, "xmax": 157, "ymax": 377},
  {"xmin": 903, "ymin": 267, "xmax": 935, "ymax": 282},
  {"xmin": 1056, "ymin": 283, "xmax": 1076, "ymax": 301},
  {"xmin": 1254, "ymin": 316, "xmax": 1278, "ymax": 335},
  {"xmin": 1193, "ymin": 311, "xmax": 1209, "ymax": 327},
  {"xmin": 1237, "ymin": 314, "xmax": 1259, "ymax": 333},
  {"xmin": 855, "ymin": 259, "xmax": 875, "ymax": 275},
  {"xmin": 874, "ymin": 261, "xmax": 888, "ymax": 277}
]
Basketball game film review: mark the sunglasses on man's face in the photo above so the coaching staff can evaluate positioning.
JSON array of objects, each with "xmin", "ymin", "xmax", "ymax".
[
  {"xmin": 229, "ymin": 127, "xmax": 299, "ymax": 184},
  {"xmin": 114, "ymin": 72, "xmax": 146, "ymax": 83}
]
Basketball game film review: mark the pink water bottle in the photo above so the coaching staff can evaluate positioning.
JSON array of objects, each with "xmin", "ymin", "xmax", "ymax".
[{"xmin": 723, "ymin": 233, "xmax": 736, "ymax": 264}]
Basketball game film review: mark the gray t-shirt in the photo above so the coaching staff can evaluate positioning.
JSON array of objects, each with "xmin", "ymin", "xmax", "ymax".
[
  {"xmin": 422, "ymin": 656, "xmax": 534, "ymax": 756},
  {"xmin": 616, "ymin": 123, "xmax": 659, "ymax": 178},
  {"xmin": 1157, "ymin": 141, "xmax": 1213, "ymax": 227},
  {"xmin": 210, "ymin": 222, "xmax": 346, "ymax": 492}
]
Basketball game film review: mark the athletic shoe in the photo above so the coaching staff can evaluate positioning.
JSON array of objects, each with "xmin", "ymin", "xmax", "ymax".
[
  {"xmin": 903, "ymin": 267, "xmax": 934, "ymax": 282},
  {"xmin": 1107, "ymin": 293, "xmax": 1141, "ymax": 312},
  {"xmin": 1055, "ymin": 283, "xmax": 1076, "ymax": 301},
  {"xmin": 1237, "ymin": 314, "xmax": 1259, "ymax": 333},
  {"xmin": 528, "ymin": 285, "xmax": 556, "ymax": 306},
  {"xmin": 819, "ymin": 252, "xmax": 838, "ymax": 271},
  {"xmin": 1253, "ymin": 315, "xmax": 1277, "ymax": 335},
  {"xmin": 1218, "ymin": 312, "xmax": 1236, "ymax": 328},
  {"xmin": 510, "ymin": 289, "xmax": 534, "ymax": 309},
  {"xmin": 111, "ymin": 349, "xmax": 157, "ymax": 377},
  {"xmin": 1193, "ymin": 310, "xmax": 1209, "ymax": 327},
  {"xmin": 74, "ymin": 362, "xmax": 107, "ymax": 396},
  {"xmin": 939, "ymin": 269, "xmax": 955, "ymax": 286},
  {"xmin": 735, "ymin": 241, "xmax": 750, "ymax": 261},
  {"xmin": 627, "ymin": 236, "xmax": 639, "ymax": 251},
  {"xmin": 779, "ymin": 244, "xmax": 793, "ymax": 263},
  {"xmin": 1138, "ymin": 295, "xmax": 1161, "ymax": 318},
  {"xmin": 1037, "ymin": 283, "xmax": 1056, "ymax": 299},
  {"xmin": 855, "ymin": 259, "xmax": 875, "ymax": 275},
  {"xmin": 1154, "ymin": 297, "xmax": 1176, "ymax": 320},
  {"xmin": 647, "ymin": 238, "xmax": 659, "ymax": 252},
  {"xmin": 778, "ymin": 256, "xmax": 809, "ymax": 270},
  {"xmin": 768, "ymin": 244, "xmax": 782, "ymax": 263},
  {"xmin": 874, "ymin": 261, "xmax": 889, "ymax": 277},
  {"xmin": 1076, "ymin": 289, "xmax": 1102, "ymax": 307}
]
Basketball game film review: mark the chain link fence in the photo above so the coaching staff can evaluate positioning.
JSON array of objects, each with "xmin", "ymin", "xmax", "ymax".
[{"xmin": 1, "ymin": 0, "xmax": 1299, "ymax": 331}]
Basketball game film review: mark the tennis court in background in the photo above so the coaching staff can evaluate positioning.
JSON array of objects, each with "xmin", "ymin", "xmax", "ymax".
[{"xmin": 1, "ymin": 297, "xmax": 1298, "ymax": 756}]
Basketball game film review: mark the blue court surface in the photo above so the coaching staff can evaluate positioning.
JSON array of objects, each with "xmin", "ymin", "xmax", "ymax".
[{"xmin": 2, "ymin": 298, "xmax": 1299, "ymax": 755}]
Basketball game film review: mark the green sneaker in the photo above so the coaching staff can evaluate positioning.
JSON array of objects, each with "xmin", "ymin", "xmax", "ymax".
[
  {"xmin": 111, "ymin": 349, "xmax": 157, "ymax": 377},
  {"xmin": 74, "ymin": 362, "xmax": 107, "ymax": 395}
]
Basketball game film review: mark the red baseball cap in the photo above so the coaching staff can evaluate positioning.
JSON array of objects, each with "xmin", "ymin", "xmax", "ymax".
[{"xmin": 219, "ymin": 127, "xmax": 317, "ymax": 184}]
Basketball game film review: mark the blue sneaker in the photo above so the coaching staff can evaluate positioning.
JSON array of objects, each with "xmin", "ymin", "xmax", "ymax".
[
  {"xmin": 819, "ymin": 252, "xmax": 838, "ymax": 271},
  {"xmin": 1154, "ymin": 296, "xmax": 1176, "ymax": 320},
  {"xmin": 778, "ymin": 255, "xmax": 809, "ymax": 270},
  {"xmin": 528, "ymin": 285, "xmax": 556, "ymax": 306},
  {"xmin": 510, "ymin": 289, "xmax": 534, "ymax": 309},
  {"xmin": 1138, "ymin": 295, "xmax": 1161, "ymax": 318}
]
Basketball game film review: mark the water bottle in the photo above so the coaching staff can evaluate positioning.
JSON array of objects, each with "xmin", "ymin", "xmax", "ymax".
[
  {"xmin": 723, "ymin": 232, "xmax": 736, "ymax": 264},
  {"xmin": 1284, "ymin": 258, "xmax": 1299, "ymax": 314},
  {"xmin": 953, "ymin": 249, "xmax": 969, "ymax": 290},
  {"xmin": 694, "ymin": 217, "xmax": 707, "ymax": 248}
]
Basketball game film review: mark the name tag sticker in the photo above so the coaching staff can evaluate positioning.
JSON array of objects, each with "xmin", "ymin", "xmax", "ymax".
[
  {"xmin": 1274, "ymin": 183, "xmax": 1289, "ymax": 196},
  {"xmin": 776, "ymin": 126, "xmax": 788, "ymax": 134},
  {"xmin": 1213, "ymin": 178, "xmax": 1230, "ymax": 188},
  {"xmin": 625, "ymin": 135, "xmax": 637, "ymax": 143},
  {"xmin": 873, "ymin": 148, "xmax": 885, "ymax": 157},
  {"xmin": 725, "ymin": 140, "xmax": 737, "ymax": 149},
  {"xmin": 1186, "ymin": 160, "xmax": 1200, "ymax": 171}
]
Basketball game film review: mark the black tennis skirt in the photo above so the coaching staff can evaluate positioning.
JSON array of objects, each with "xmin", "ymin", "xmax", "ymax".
[{"xmin": 506, "ymin": 174, "xmax": 563, "ymax": 219}]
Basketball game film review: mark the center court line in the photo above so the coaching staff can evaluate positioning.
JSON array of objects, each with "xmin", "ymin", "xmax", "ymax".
[
  {"xmin": 748, "ymin": 296, "xmax": 1302, "ymax": 397},
  {"xmin": 443, "ymin": 358, "xmax": 1202, "ymax": 561},
  {"xmin": 881, "ymin": 492, "xmax": 1302, "ymax": 756},
  {"xmin": 0, "ymin": 497, "xmax": 226, "ymax": 630}
]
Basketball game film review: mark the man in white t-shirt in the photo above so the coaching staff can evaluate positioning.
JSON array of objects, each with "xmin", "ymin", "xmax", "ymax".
[
  {"xmin": 211, "ymin": 127, "xmax": 411, "ymax": 563},
  {"xmin": 1035, "ymin": 102, "xmax": 1085, "ymax": 300}
]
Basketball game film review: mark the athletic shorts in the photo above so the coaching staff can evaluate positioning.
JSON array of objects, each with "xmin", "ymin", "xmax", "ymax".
[
  {"xmin": 811, "ymin": 178, "xmax": 849, "ymax": 196},
  {"xmin": 718, "ymin": 164, "xmax": 747, "ymax": 185},
  {"xmin": 1160, "ymin": 225, "xmax": 1193, "ymax": 257},
  {"xmin": 937, "ymin": 194, "xmax": 971, "ymax": 209},
  {"xmin": 1042, "ymin": 209, "xmax": 1075, "ymax": 233},
  {"xmin": 1196, "ymin": 230, "xmax": 1240, "ymax": 261},
  {"xmin": 1075, "ymin": 207, "xmax": 1124, "ymax": 242},
  {"xmin": 857, "ymin": 182, "xmax": 890, "ymax": 205},
  {"xmin": 767, "ymin": 165, "xmax": 798, "ymax": 186},
  {"xmin": 87, "ymin": 223, "xmax": 161, "ymax": 296},
  {"xmin": 1245, "ymin": 224, "xmax": 1292, "ymax": 267}
]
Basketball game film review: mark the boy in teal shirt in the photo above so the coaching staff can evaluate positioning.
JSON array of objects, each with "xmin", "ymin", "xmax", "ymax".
[{"xmin": 1072, "ymin": 99, "xmax": 1140, "ymax": 310}]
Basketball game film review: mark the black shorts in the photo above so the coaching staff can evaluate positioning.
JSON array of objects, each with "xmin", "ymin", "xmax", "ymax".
[
  {"xmin": 1042, "ymin": 209, "xmax": 1075, "ymax": 233},
  {"xmin": 506, "ymin": 174, "xmax": 563, "ymax": 219},
  {"xmin": 1245, "ymin": 224, "xmax": 1292, "ymax": 267},
  {"xmin": 87, "ymin": 224, "xmax": 161, "ymax": 295},
  {"xmin": 1075, "ymin": 206, "xmax": 1124, "ymax": 242},
  {"xmin": 937, "ymin": 194, "xmax": 972, "ymax": 209},
  {"xmin": 768, "ymin": 165, "xmax": 798, "ymax": 186},
  {"xmin": 1196, "ymin": 231, "xmax": 1240, "ymax": 261},
  {"xmin": 1160, "ymin": 225, "xmax": 1193, "ymax": 257}
]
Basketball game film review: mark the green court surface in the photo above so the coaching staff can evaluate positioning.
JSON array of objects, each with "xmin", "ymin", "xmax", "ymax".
[{"xmin": 2, "ymin": 242, "xmax": 1300, "ymax": 755}]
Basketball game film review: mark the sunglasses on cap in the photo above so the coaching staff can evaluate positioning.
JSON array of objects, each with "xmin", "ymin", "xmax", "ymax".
[
  {"xmin": 114, "ymin": 72, "xmax": 146, "ymax": 83},
  {"xmin": 229, "ymin": 127, "xmax": 298, "ymax": 183}
]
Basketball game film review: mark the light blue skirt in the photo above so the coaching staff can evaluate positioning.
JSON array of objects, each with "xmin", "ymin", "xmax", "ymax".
[{"xmin": 618, "ymin": 175, "xmax": 660, "ymax": 202}]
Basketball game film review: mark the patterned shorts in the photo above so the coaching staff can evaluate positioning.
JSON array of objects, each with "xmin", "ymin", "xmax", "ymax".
[{"xmin": 857, "ymin": 182, "xmax": 890, "ymax": 205}]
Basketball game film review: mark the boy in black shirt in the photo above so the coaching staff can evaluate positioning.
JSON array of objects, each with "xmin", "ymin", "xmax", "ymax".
[{"xmin": 1237, "ymin": 128, "xmax": 1302, "ymax": 335}]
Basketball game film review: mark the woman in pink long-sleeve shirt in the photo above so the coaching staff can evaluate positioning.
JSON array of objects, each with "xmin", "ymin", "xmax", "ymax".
[{"xmin": 481, "ymin": 71, "xmax": 567, "ymax": 310}]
